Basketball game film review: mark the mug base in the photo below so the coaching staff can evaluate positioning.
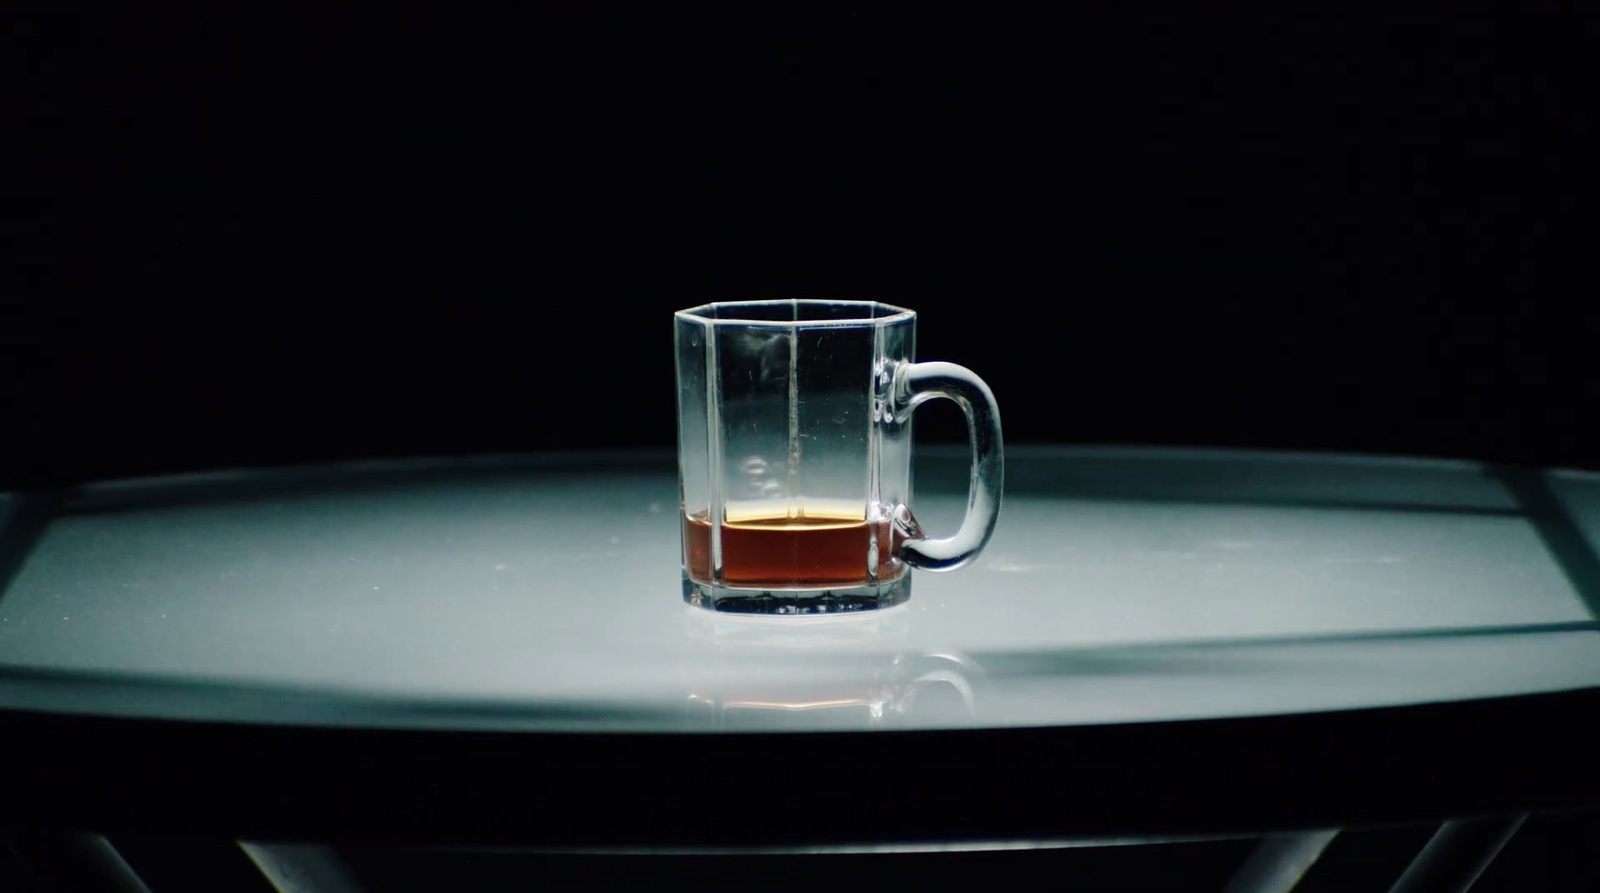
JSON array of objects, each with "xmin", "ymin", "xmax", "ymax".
[{"xmin": 682, "ymin": 574, "xmax": 911, "ymax": 615}]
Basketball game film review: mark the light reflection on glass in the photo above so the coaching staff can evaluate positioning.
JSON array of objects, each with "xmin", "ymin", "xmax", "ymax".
[{"xmin": 682, "ymin": 605, "xmax": 985, "ymax": 731}]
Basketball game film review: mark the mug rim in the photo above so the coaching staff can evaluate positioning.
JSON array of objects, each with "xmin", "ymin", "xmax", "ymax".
[{"xmin": 675, "ymin": 299, "xmax": 915, "ymax": 328}]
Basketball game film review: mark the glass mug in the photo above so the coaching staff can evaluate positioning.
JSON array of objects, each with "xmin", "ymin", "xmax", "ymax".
[{"xmin": 674, "ymin": 300, "xmax": 1002, "ymax": 613}]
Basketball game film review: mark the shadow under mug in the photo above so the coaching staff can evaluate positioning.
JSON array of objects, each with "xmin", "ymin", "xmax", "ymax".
[{"xmin": 675, "ymin": 300, "xmax": 1003, "ymax": 614}]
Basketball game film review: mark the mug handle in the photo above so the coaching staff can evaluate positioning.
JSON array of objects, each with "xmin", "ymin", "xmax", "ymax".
[{"xmin": 892, "ymin": 361, "xmax": 1004, "ymax": 571}]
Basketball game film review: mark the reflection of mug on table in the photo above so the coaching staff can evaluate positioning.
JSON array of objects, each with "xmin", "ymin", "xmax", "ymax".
[
  {"xmin": 675, "ymin": 300, "xmax": 1004, "ymax": 614},
  {"xmin": 683, "ymin": 608, "xmax": 986, "ymax": 731}
]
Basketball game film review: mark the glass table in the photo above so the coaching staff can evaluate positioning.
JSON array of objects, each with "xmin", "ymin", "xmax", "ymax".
[{"xmin": 2, "ymin": 447, "xmax": 1598, "ymax": 857}]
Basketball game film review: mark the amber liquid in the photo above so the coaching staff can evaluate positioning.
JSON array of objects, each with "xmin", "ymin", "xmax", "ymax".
[{"xmin": 683, "ymin": 505, "xmax": 901, "ymax": 588}]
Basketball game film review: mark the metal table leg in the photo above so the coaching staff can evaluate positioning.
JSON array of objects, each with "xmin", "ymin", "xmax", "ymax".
[
  {"xmin": 1386, "ymin": 815, "xmax": 1526, "ymax": 893},
  {"xmin": 1224, "ymin": 829, "xmax": 1340, "ymax": 893}
]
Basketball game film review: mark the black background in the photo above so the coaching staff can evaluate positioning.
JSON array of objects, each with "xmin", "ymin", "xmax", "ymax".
[
  {"xmin": 3, "ymin": 10, "xmax": 1599, "ymax": 888},
  {"xmin": 4, "ymin": 6, "xmax": 1593, "ymax": 490}
]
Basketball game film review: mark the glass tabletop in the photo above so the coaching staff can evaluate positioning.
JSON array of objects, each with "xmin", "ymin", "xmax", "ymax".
[{"xmin": 2, "ymin": 447, "xmax": 1597, "ymax": 735}]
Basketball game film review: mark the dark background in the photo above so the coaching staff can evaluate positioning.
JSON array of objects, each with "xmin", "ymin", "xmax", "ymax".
[
  {"xmin": 3, "ymin": 10, "xmax": 1599, "ymax": 889},
  {"xmin": 3, "ymin": 6, "xmax": 1593, "ymax": 491}
]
